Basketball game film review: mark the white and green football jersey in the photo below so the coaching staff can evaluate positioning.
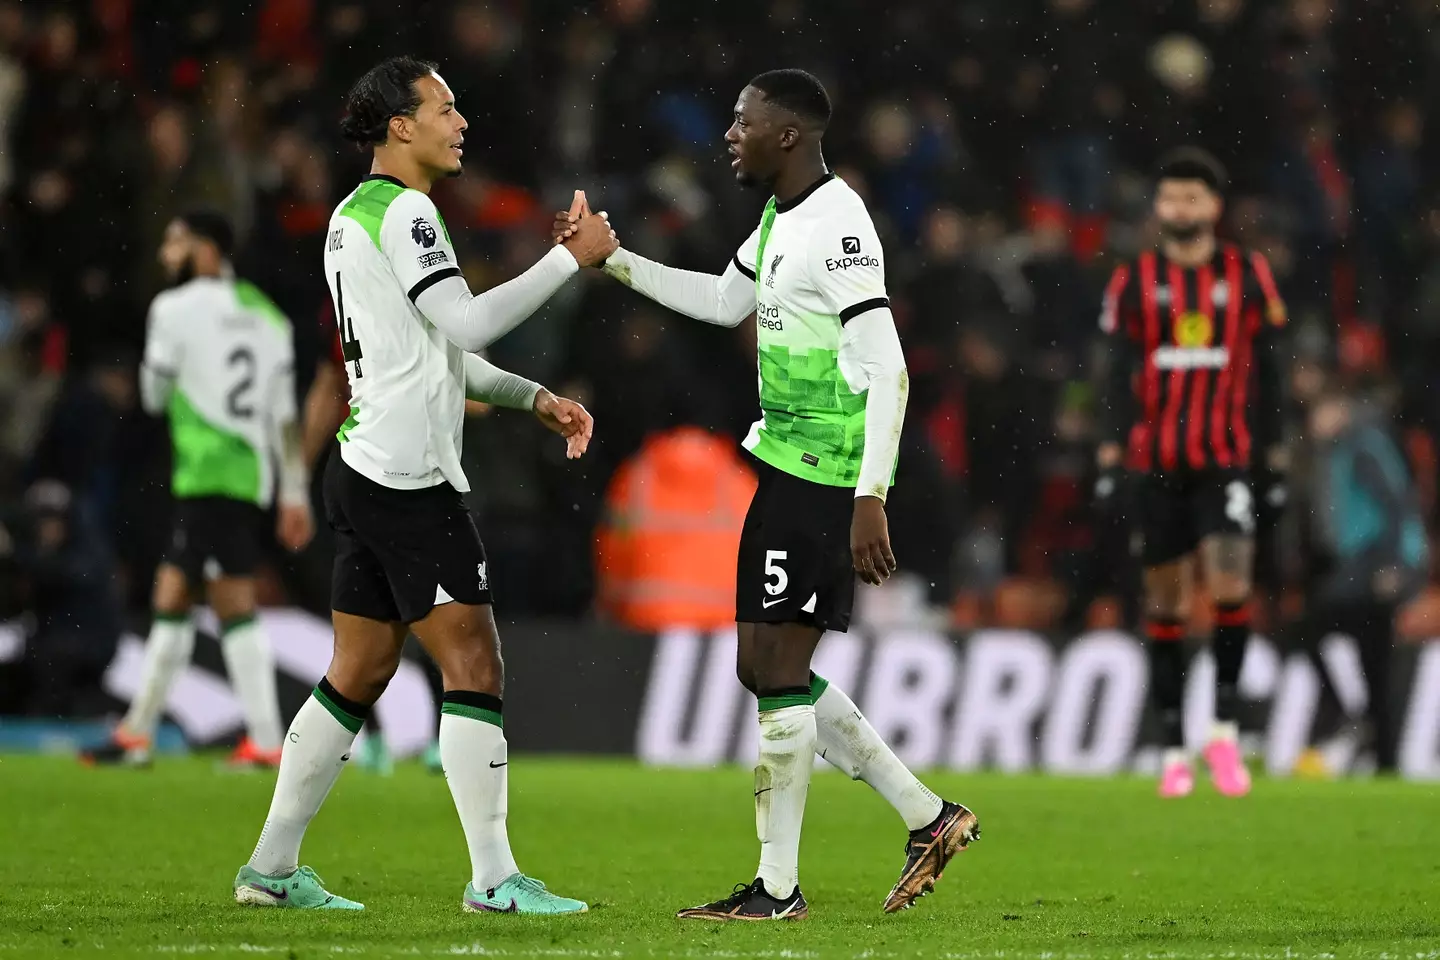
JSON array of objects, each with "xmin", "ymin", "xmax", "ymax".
[
  {"xmin": 322, "ymin": 174, "xmax": 471, "ymax": 492},
  {"xmin": 734, "ymin": 174, "xmax": 892, "ymax": 487},
  {"xmin": 142, "ymin": 276, "xmax": 296, "ymax": 507}
]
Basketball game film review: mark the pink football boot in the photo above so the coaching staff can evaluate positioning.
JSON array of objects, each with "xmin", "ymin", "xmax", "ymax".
[
  {"xmin": 1158, "ymin": 758, "xmax": 1195, "ymax": 798},
  {"xmin": 1203, "ymin": 738, "xmax": 1252, "ymax": 797}
]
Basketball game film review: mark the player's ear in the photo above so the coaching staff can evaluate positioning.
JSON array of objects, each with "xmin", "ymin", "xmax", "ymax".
[
  {"xmin": 779, "ymin": 125, "xmax": 799, "ymax": 150},
  {"xmin": 389, "ymin": 114, "xmax": 413, "ymax": 145}
]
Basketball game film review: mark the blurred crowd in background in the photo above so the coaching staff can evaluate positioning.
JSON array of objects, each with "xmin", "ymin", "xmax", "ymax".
[{"xmin": 3, "ymin": 0, "xmax": 1440, "ymax": 715}]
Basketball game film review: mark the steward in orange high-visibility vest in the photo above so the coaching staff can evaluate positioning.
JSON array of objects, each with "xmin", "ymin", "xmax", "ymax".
[{"xmin": 595, "ymin": 426, "xmax": 757, "ymax": 630}]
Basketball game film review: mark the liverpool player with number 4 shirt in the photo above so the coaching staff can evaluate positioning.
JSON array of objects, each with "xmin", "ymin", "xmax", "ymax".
[
  {"xmin": 1095, "ymin": 149, "xmax": 1288, "ymax": 798},
  {"xmin": 233, "ymin": 56, "xmax": 612, "ymax": 914},
  {"xmin": 556, "ymin": 69, "xmax": 977, "ymax": 920}
]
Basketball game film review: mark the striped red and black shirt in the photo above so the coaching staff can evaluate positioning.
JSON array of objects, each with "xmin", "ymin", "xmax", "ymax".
[{"xmin": 1098, "ymin": 243, "xmax": 1286, "ymax": 473}]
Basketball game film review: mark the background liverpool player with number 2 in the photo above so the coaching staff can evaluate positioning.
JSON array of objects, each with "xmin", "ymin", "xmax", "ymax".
[{"xmin": 1095, "ymin": 148, "xmax": 1289, "ymax": 799}]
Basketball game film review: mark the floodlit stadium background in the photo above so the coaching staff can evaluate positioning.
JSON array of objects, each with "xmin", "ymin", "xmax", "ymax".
[{"xmin": 1, "ymin": 0, "xmax": 1439, "ymax": 777}]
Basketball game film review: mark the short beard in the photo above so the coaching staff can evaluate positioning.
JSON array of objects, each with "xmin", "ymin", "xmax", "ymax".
[
  {"xmin": 1160, "ymin": 221, "xmax": 1205, "ymax": 242},
  {"xmin": 170, "ymin": 257, "xmax": 196, "ymax": 286}
]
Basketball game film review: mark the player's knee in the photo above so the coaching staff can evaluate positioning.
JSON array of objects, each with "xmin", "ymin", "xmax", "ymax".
[
  {"xmin": 327, "ymin": 657, "xmax": 398, "ymax": 706},
  {"xmin": 207, "ymin": 578, "xmax": 256, "ymax": 623},
  {"xmin": 735, "ymin": 658, "xmax": 757, "ymax": 694},
  {"xmin": 1210, "ymin": 574, "xmax": 1252, "ymax": 607},
  {"xmin": 433, "ymin": 637, "xmax": 503, "ymax": 697},
  {"xmin": 1143, "ymin": 587, "xmax": 1189, "ymax": 621},
  {"xmin": 151, "ymin": 565, "xmax": 191, "ymax": 616}
]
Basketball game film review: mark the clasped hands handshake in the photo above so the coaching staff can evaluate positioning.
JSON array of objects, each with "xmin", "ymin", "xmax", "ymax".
[{"xmin": 553, "ymin": 190, "xmax": 617, "ymax": 267}]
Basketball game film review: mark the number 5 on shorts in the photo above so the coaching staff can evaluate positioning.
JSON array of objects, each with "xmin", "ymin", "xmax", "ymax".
[{"xmin": 764, "ymin": 550, "xmax": 788, "ymax": 596}]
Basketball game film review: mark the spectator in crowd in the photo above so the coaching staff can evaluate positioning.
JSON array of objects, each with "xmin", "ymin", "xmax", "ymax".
[
  {"xmin": 1298, "ymin": 387, "xmax": 1429, "ymax": 773},
  {"xmin": 14, "ymin": 480, "xmax": 122, "ymax": 717},
  {"xmin": 0, "ymin": 0, "xmax": 1433, "ymax": 646}
]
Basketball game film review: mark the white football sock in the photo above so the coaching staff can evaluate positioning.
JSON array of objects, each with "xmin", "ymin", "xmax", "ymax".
[
  {"xmin": 122, "ymin": 615, "xmax": 195, "ymax": 739},
  {"xmin": 754, "ymin": 701, "xmax": 816, "ymax": 900},
  {"xmin": 439, "ymin": 699, "xmax": 519, "ymax": 891},
  {"xmin": 221, "ymin": 616, "xmax": 284, "ymax": 750},
  {"xmin": 1209, "ymin": 720, "xmax": 1240, "ymax": 743},
  {"xmin": 1162, "ymin": 747, "xmax": 1190, "ymax": 768},
  {"xmin": 248, "ymin": 686, "xmax": 361, "ymax": 877},
  {"xmin": 814, "ymin": 681, "xmax": 944, "ymax": 831}
]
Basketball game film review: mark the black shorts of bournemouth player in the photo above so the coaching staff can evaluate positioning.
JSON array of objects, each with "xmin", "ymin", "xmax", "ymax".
[
  {"xmin": 1095, "ymin": 147, "xmax": 1289, "ymax": 797},
  {"xmin": 233, "ymin": 55, "xmax": 615, "ymax": 915},
  {"xmin": 555, "ymin": 68, "xmax": 976, "ymax": 920}
]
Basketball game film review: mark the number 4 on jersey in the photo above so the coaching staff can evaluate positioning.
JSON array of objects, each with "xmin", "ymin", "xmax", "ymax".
[{"xmin": 335, "ymin": 271, "xmax": 364, "ymax": 379}]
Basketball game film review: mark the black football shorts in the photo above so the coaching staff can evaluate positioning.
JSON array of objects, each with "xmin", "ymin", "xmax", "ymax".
[
  {"xmin": 324, "ymin": 455, "xmax": 491, "ymax": 624},
  {"xmin": 734, "ymin": 458, "xmax": 857, "ymax": 633},
  {"xmin": 1137, "ymin": 467, "xmax": 1255, "ymax": 567}
]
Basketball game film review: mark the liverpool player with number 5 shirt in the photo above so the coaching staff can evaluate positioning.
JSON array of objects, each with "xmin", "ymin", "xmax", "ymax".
[{"xmin": 1096, "ymin": 149, "xmax": 1288, "ymax": 798}]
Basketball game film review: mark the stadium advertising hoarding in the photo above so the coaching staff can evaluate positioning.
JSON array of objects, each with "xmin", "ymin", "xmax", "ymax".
[{"xmin": 86, "ymin": 609, "xmax": 1440, "ymax": 779}]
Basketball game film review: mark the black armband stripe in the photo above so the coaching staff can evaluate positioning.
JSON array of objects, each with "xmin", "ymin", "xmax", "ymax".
[
  {"xmin": 733, "ymin": 255, "xmax": 756, "ymax": 281},
  {"xmin": 839, "ymin": 297, "xmax": 890, "ymax": 324},
  {"xmin": 407, "ymin": 267, "xmax": 463, "ymax": 303}
]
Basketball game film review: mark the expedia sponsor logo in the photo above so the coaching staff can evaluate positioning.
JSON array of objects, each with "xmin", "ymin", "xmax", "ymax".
[
  {"xmin": 1153, "ymin": 346, "xmax": 1230, "ymax": 369},
  {"xmin": 757, "ymin": 302, "xmax": 783, "ymax": 331},
  {"xmin": 825, "ymin": 255, "xmax": 880, "ymax": 272}
]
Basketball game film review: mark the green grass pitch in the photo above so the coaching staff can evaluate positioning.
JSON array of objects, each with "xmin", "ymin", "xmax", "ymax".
[{"xmin": 1, "ymin": 755, "xmax": 1437, "ymax": 959}]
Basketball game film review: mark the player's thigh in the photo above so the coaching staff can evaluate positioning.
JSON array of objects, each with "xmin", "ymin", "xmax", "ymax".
[
  {"xmin": 329, "ymin": 610, "xmax": 407, "ymax": 704},
  {"xmin": 410, "ymin": 601, "xmax": 503, "ymax": 696},
  {"xmin": 736, "ymin": 621, "xmax": 758, "ymax": 693},
  {"xmin": 1137, "ymin": 472, "xmax": 1200, "ymax": 569},
  {"xmin": 1142, "ymin": 554, "xmax": 1195, "ymax": 619},
  {"xmin": 750, "ymin": 620, "xmax": 823, "ymax": 691},
  {"xmin": 1197, "ymin": 470, "xmax": 1256, "ymax": 602}
]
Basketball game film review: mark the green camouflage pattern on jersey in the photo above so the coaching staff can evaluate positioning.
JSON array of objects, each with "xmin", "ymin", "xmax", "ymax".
[{"xmin": 749, "ymin": 197, "xmax": 868, "ymax": 487}]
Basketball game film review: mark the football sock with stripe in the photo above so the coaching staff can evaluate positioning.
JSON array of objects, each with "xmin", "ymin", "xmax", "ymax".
[
  {"xmin": 121, "ymin": 613, "xmax": 195, "ymax": 740},
  {"xmin": 248, "ymin": 678, "xmax": 367, "ymax": 877},
  {"xmin": 439, "ymin": 691, "xmax": 519, "ymax": 892},
  {"xmin": 1146, "ymin": 618, "xmax": 1187, "ymax": 758},
  {"xmin": 1212, "ymin": 602, "xmax": 1250, "ymax": 740},
  {"xmin": 811, "ymin": 673, "xmax": 943, "ymax": 830},
  {"xmin": 220, "ymin": 614, "xmax": 284, "ymax": 751},
  {"xmin": 754, "ymin": 688, "xmax": 816, "ymax": 900}
]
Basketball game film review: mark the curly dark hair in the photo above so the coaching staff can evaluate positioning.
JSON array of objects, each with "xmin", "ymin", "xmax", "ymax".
[
  {"xmin": 1157, "ymin": 146, "xmax": 1228, "ymax": 196},
  {"xmin": 749, "ymin": 68, "xmax": 832, "ymax": 130},
  {"xmin": 339, "ymin": 56, "xmax": 439, "ymax": 146}
]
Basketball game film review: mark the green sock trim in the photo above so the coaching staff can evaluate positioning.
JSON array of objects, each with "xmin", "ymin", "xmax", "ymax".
[
  {"xmin": 312, "ymin": 686, "xmax": 364, "ymax": 734},
  {"xmin": 441, "ymin": 702, "xmax": 504, "ymax": 729},
  {"xmin": 809, "ymin": 672, "xmax": 830, "ymax": 704},
  {"xmin": 758, "ymin": 694, "xmax": 814, "ymax": 712},
  {"xmin": 153, "ymin": 612, "xmax": 190, "ymax": 625},
  {"xmin": 220, "ymin": 614, "xmax": 258, "ymax": 635}
]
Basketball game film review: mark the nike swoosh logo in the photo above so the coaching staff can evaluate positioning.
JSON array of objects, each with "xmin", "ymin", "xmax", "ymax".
[
  {"xmin": 930, "ymin": 820, "xmax": 949, "ymax": 838},
  {"xmin": 489, "ymin": 761, "xmax": 508, "ymax": 768},
  {"xmin": 467, "ymin": 897, "xmax": 517, "ymax": 913},
  {"xmin": 754, "ymin": 787, "xmax": 773, "ymax": 798},
  {"xmin": 761, "ymin": 596, "xmax": 786, "ymax": 608},
  {"xmin": 249, "ymin": 883, "xmax": 287, "ymax": 901}
]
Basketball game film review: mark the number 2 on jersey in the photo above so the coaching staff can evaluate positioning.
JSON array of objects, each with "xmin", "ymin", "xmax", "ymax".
[
  {"xmin": 226, "ymin": 346, "xmax": 256, "ymax": 419},
  {"xmin": 334, "ymin": 271, "xmax": 364, "ymax": 379}
]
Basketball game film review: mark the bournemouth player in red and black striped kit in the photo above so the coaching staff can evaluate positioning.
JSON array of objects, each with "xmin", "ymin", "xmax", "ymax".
[{"xmin": 1095, "ymin": 149, "xmax": 1288, "ymax": 798}]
